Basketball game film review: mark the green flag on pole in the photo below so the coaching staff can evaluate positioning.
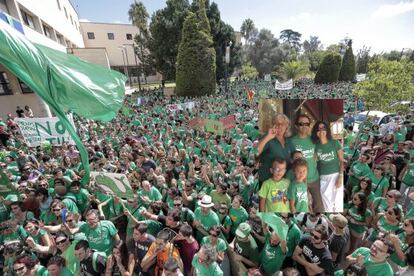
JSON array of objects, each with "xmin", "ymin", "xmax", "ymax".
[
  {"xmin": 257, "ymin": 212, "xmax": 289, "ymax": 241},
  {"xmin": 0, "ymin": 20, "xmax": 126, "ymax": 185}
]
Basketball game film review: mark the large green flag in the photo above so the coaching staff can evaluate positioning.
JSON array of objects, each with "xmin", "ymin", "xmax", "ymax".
[
  {"xmin": 257, "ymin": 212, "xmax": 289, "ymax": 241},
  {"xmin": 0, "ymin": 20, "xmax": 126, "ymax": 185}
]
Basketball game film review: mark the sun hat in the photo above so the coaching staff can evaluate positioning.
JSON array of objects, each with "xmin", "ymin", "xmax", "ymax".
[{"xmin": 198, "ymin": 195, "xmax": 214, "ymax": 208}]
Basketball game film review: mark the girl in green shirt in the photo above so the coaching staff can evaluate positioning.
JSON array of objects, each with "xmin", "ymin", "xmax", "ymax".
[
  {"xmin": 351, "ymin": 177, "xmax": 375, "ymax": 205},
  {"xmin": 229, "ymin": 195, "xmax": 248, "ymax": 236},
  {"xmin": 368, "ymin": 206, "xmax": 402, "ymax": 244}
]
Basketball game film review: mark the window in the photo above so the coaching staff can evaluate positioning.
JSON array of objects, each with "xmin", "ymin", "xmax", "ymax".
[
  {"xmin": 70, "ymin": 15, "xmax": 73, "ymax": 26},
  {"xmin": 0, "ymin": 0, "xmax": 9, "ymax": 13},
  {"xmin": 0, "ymin": 72, "xmax": 11, "ymax": 95},
  {"xmin": 126, "ymin": 33, "xmax": 132, "ymax": 40},
  {"xmin": 56, "ymin": 0, "xmax": 61, "ymax": 10},
  {"xmin": 56, "ymin": 33, "xmax": 65, "ymax": 45},
  {"xmin": 43, "ymin": 24, "xmax": 52, "ymax": 38},
  {"xmin": 64, "ymin": 7, "xmax": 68, "ymax": 19},
  {"xmin": 87, "ymin": 32, "xmax": 95, "ymax": 39},
  {"xmin": 107, "ymin": 33, "xmax": 114, "ymax": 40},
  {"xmin": 21, "ymin": 10, "xmax": 35, "ymax": 29},
  {"xmin": 19, "ymin": 79, "xmax": 33, "ymax": 93}
]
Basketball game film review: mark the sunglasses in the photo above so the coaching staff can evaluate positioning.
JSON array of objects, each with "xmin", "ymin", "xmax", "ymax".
[
  {"xmin": 174, "ymin": 203, "xmax": 181, "ymax": 207},
  {"xmin": 210, "ymin": 233, "xmax": 219, "ymax": 237},
  {"xmin": 52, "ymin": 209, "xmax": 61, "ymax": 212},
  {"xmin": 311, "ymin": 232, "xmax": 321, "ymax": 240},
  {"xmin": 297, "ymin": 122, "xmax": 310, "ymax": 127},
  {"xmin": 386, "ymin": 194, "xmax": 394, "ymax": 199},
  {"xmin": 387, "ymin": 210, "xmax": 395, "ymax": 216},
  {"xmin": 56, "ymin": 238, "xmax": 67, "ymax": 245},
  {"xmin": 14, "ymin": 266, "xmax": 25, "ymax": 272},
  {"xmin": 66, "ymin": 219, "xmax": 73, "ymax": 223}
]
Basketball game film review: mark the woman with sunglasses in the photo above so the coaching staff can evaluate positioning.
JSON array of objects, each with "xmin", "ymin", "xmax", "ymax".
[
  {"xmin": 311, "ymin": 121, "xmax": 345, "ymax": 212},
  {"xmin": 364, "ymin": 206, "xmax": 402, "ymax": 247},
  {"xmin": 23, "ymin": 220, "xmax": 54, "ymax": 260},
  {"xmin": 345, "ymin": 192, "xmax": 372, "ymax": 255},
  {"xmin": 388, "ymin": 219, "xmax": 414, "ymax": 270},
  {"xmin": 381, "ymin": 154, "xmax": 397, "ymax": 188},
  {"xmin": 200, "ymin": 225, "xmax": 230, "ymax": 275},
  {"xmin": 369, "ymin": 165, "xmax": 390, "ymax": 198},
  {"xmin": 371, "ymin": 189, "xmax": 402, "ymax": 215},
  {"xmin": 104, "ymin": 240, "xmax": 134, "ymax": 276}
]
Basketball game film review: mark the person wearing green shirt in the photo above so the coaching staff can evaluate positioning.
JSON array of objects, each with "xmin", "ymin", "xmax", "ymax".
[
  {"xmin": 348, "ymin": 153, "xmax": 372, "ymax": 190},
  {"xmin": 346, "ymin": 240, "xmax": 393, "ymax": 276},
  {"xmin": 371, "ymin": 190, "xmax": 402, "ymax": 215},
  {"xmin": 399, "ymin": 163, "xmax": 414, "ymax": 209},
  {"xmin": 138, "ymin": 180, "xmax": 162, "ymax": 208},
  {"xmin": 46, "ymin": 255, "xmax": 75, "ymax": 276},
  {"xmin": 201, "ymin": 226, "xmax": 230, "ymax": 276},
  {"xmin": 288, "ymin": 158, "xmax": 310, "ymax": 213},
  {"xmin": 289, "ymin": 114, "xmax": 323, "ymax": 212},
  {"xmin": 230, "ymin": 222, "xmax": 260, "ymax": 268},
  {"xmin": 13, "ymin": 255, "xmax": 48, "ymax": 276},
  {"xmin": 260, "ymin": 228, "xmax": 287, "ymax": 275},
  {"xmin": 351, "ymin": 178, "xmax": 376, "ymax": 204},
  {"xmin": 229, "ymin": 195, "xmax": 248, "ymax": 235},
  {"xmin": 368, "ymin": 207, "xmax": 401, "ymax": 243},
  {"xmin": 193, "ymin": 195, "xmax": 220, "ymax": 242},
  {"xmin": 69, "ymin": 181, "xmax": 90, "ymax": 214},
  {"xmin": 312, "ymin": 121, "xmax": 344, "ymax": 212},
  {"xmin": 279, "ymin": 213, "xmax": 302, "ymax": 269},
  {"xmin": 73, "ymin": 209, "xmax": 120, "ymax": 256},
  {"xmin": 369, "ymin": 166, "xmax": 389, "ymax": 198},
  {"xmin": 257, "ymin": 113, "xmax": 293, "ymax": 186},
  {"xmin": 191, "ymin": 244, "xmax": 224, "ymax": 276},
  {"xmin": 210, "ymin": 183, "xmax": 232, "ymax": 209},
  {"xmin": 258, "ymin": 159, "xmax": 290, "ymax": 213},
  {"xmin": 54, "ymin": 233, "xmax": 81, "ymax": 275}
]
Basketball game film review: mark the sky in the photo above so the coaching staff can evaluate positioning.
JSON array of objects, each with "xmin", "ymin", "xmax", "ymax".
[{"xmin": 71, "ymin": 0, "xmax": 414, "ymax": 54}]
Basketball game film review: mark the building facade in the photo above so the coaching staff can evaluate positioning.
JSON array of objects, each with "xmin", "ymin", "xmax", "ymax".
[
  {"xmin": 78, "ymin": 21, "xmax": 161, "ymax": 84},
  {"xmin": 0, "ymin": 0, "xmax": 84, "ymax": 119}
]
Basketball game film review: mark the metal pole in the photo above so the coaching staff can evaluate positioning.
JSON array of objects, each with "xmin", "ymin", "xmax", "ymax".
[
  {"xmin": 120, "ymin": 48, "xmax": 127, "ymax": 77},
  {"xmin": 123, "ymin": 46, "xmax": 132, "ymax": 86}
]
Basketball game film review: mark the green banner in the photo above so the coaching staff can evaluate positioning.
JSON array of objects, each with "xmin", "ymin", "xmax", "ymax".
[
  {"xmin": 91, "ymin": 172, "xmax": 134, "ymax": 199},
  {"xmin": 257, "ymin": 212, "xmax": 289, "ymax": 241},
  {"xmin": 204, "ymin": 119, "xmax": 224, "ymax": 135}
]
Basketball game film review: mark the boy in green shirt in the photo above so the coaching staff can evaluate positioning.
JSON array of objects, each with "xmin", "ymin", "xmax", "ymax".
[
  {"xmin": 258, "ymin": 158, "xmax": 290, "ymax": 213},
  {"xmin": 288, "ymin": 158, "xmax": 310, "ymax": 213}
]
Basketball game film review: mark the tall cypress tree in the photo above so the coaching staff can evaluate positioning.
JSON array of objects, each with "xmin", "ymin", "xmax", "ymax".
[
  {"xmin": 314, "ymin": 53, "xmax": 342, "ymax": 84},
  {"xmin": 176, "ymin": 0, "xmax": 216, "ymax": 96},
  {"xmin": 339, "ymin": 40, "xmax": 356, "ymax": 81}
]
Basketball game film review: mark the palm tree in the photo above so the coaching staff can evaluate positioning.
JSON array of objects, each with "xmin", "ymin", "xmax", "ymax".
[
  {"xmin": 128, "ymin": 1, "xmax": 149, "ymax": 85},
  {"xmin": 280, "ymin": 60, "xmax": 310, "ymax": 80},
  {"xmin": 240, "ymin": 18, "xmax": 255, "ymax": 44}
]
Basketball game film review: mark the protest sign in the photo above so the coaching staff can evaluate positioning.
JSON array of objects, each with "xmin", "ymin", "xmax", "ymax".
[
  {"xmin": 275, "ymin": 79, "xmax": 293, "ymax": 90},
  {"xmin": 15, "ymin": 115, "xmax": 75, "ymax": 147},
  {"xmin": 356, "ymin": 74, "xmax": 366, "ymax": 82},
  {"xmin": 220, "ymin": 115, "xmax": 236, "ymax": 130},
  {"xmin": 91, "ymin": 172, "xmax": 134, "ymax": 199},
  {"xmin": 204, "ymin": 119, "xmax": 224, "ymax": 135},
  {"xmin": 136, "ymin": 97, "xmax": 145, "ymax": 106},
  {"xmin": 188, "ymin": 117, "xmax": 205, "ymax": 129},
  {"xmin": 0, "ymin": 168, "xmax": 17, "ymax": 197},
  {"xmin": 167, "ymin": 102, "xmax": 195, "ymax": 112},
  {"xmin": 264, "ymin": 74, "xmax": 271, "ymax": 81}
]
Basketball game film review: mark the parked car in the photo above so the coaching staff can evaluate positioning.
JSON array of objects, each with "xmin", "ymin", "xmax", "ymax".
[{"xmin": 352, "ymin": 111, "xmax": 393, "ymax": 132}]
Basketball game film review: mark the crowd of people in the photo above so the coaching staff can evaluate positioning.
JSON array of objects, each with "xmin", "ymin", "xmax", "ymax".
[{"xmin": 0, "ymin": 78, "xmax": 412, "ymax": 276}]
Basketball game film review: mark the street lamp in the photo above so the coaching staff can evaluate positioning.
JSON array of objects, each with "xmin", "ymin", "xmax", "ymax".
[
  {"xmin": 118, "ymin": 46, "xmax": 132, "ymax": 86},
  {"xmin": 224, "ymin": 41, "xmax": 232, "ymax": 93}
]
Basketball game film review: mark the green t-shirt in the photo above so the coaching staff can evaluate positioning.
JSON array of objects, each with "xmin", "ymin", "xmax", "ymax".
[
  {"xmin": 258, "ymin": 178, "xmax": 290, "ymax": 212},
  {"xmin": 369, "ymin": 175, "xmax": 389, "ymax": 197},
  {"xmin": 286, "ymin": 222, "xmax": 302, "ymax": 257},
  {"xmin": 137, "ymin": 186, "xmax": 162, "ymax": 207},
  {"xmin": 191, "ymin": 255, "xmax": 223, "ymax": 276},
  {"xmin": 210, "ymin": 190, "xmax": 231, "ymax": 208},
  {"xmin": 349, "ymin": 161, "xmax": 372, "ymax": 187},
  {"xmin": 79, "ymin": 220, "xmax": 118, "ymax": 256},
  {"xmin": 315, "ymin": 140, "xmax": 342, "ymax": 175},
  {"xmin": 234, "ymin": 235, "xmax": 260, "ymax": 264},
  {"xmin": 194, "ymin": 207, "xmax": 220, "ymax": 241},
  {"xmin": 260, "ymin": 233, "xmax": 286, "ymax": 274},
  {"xmin": 370, "ymin": 216, "xmax": 400, "ymax": 241},
  {"xmin": 229, "ymin": 207, "xmax": 248, "ymax": 234},
  {"xmin": 351, "ymin": 187, "xmax": 375, "ymax": 203},
  {"xmin": 201, "ymin": 236, "xmax": 227, "ymax": 253},
  {"xmin": 351, "ymin": 247, "xmax": 393, "ymax": 276},
  {"xmin": 288, "ymin": 135, "xmax": 319, "ymax": 182},
  {"xmin": 0, "ymin": 202, "xmax": 9, "ymax": 223},
  {"xmin": 70, "ymin": 188, "xmax": 90, "ymax": 213},
  {"xmin": 389, "ymin": 231, "xmax": 408, "ymax": 267},
  {"xmin": 0, "ymin": 225, "xmax": 28, "ymax": 243},
  {"xmin": 287, "ymin": 181, "xmax": 309, "ymax": 212},
  {"xmin": 141, "ymin": 219, "xmax": 163, "ymax": 237},
  {"xmin": 402, "ymin": 163, "xmax": 414, "ymax": 187},
  {"xmin": 348, "ymin": 205, "xmax": 372, "ymax": 234},
  {"xmin": 35, "ymin": 265, "xmax": 48, "ymax": 276}
]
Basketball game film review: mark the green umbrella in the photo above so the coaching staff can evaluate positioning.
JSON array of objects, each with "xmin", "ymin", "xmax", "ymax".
[{"xmin": 0, "ymin": 20, "xmax": 126, "ymax": 185}]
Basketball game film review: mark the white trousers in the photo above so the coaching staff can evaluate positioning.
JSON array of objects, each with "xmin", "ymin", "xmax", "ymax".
[{"xmin": 320, "ymin": 173, "xmax": 343, "ymax": 212}]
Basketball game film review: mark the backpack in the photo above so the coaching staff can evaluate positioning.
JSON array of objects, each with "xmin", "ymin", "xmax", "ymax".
[{"xmin": 301, "ymin": 214, "xmax": 322, "ymax": 227}]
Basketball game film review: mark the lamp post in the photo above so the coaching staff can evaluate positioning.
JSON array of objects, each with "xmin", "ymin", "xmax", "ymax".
[
  {"xmin": 124, "ymin": 43, "xmax": 141, "ymax": 91},
  {"xmin": 224, "ymin": 41, "xmax": 232, "ymax": 93},
  {"xmin": 118, "ymin": 46, "xmax": 132, "ymax": 86}
]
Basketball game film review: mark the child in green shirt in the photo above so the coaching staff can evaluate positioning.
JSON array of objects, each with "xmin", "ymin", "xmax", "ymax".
[{"xmin": 288, "ymin": 158, "xmax": 310, "ymax": 213}]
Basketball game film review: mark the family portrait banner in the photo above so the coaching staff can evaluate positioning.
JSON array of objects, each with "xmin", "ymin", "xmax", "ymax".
[
  {"xmin": 91, "ymin": 172, "xmax": 134, "ymax": 199},
  {"xmin": 15, "ymin": 115, "xmax": 75, "ymax": 147},
  {"xmin": 188, "ymin": 117, "xmax": 205, "ymax": 129},
  {"xmin": 275, "ymin": 79, "xmax": 293, "ymax": 90}
]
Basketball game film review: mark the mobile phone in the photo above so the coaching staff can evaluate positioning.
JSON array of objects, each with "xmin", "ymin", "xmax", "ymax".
[{"xmin": 61, "ymin": 208, "xmax": 67, "ymax": 224}]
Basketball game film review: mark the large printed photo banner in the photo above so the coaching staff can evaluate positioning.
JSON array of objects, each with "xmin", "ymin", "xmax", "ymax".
[
  {"xmin": 275, "ymin": 79, "xmax": 293, "ymax": 90},
  {"xmin": 219, "ymin": 115, "xmax": 236, "ymax": 130},
  {"xmin": 90, "ymin": 172, "xmax": 134, "ymax": 199},
  {"xmin": 15, "ymin": 115, "xmax": 75, "ymax": 147},
  {"xmin": 167, "ymin": 101, "xmax": 195, "ymax": 112},
  {"xmin": 204, "ymin": 119, "xmax": 224, "ymax": 135}
]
